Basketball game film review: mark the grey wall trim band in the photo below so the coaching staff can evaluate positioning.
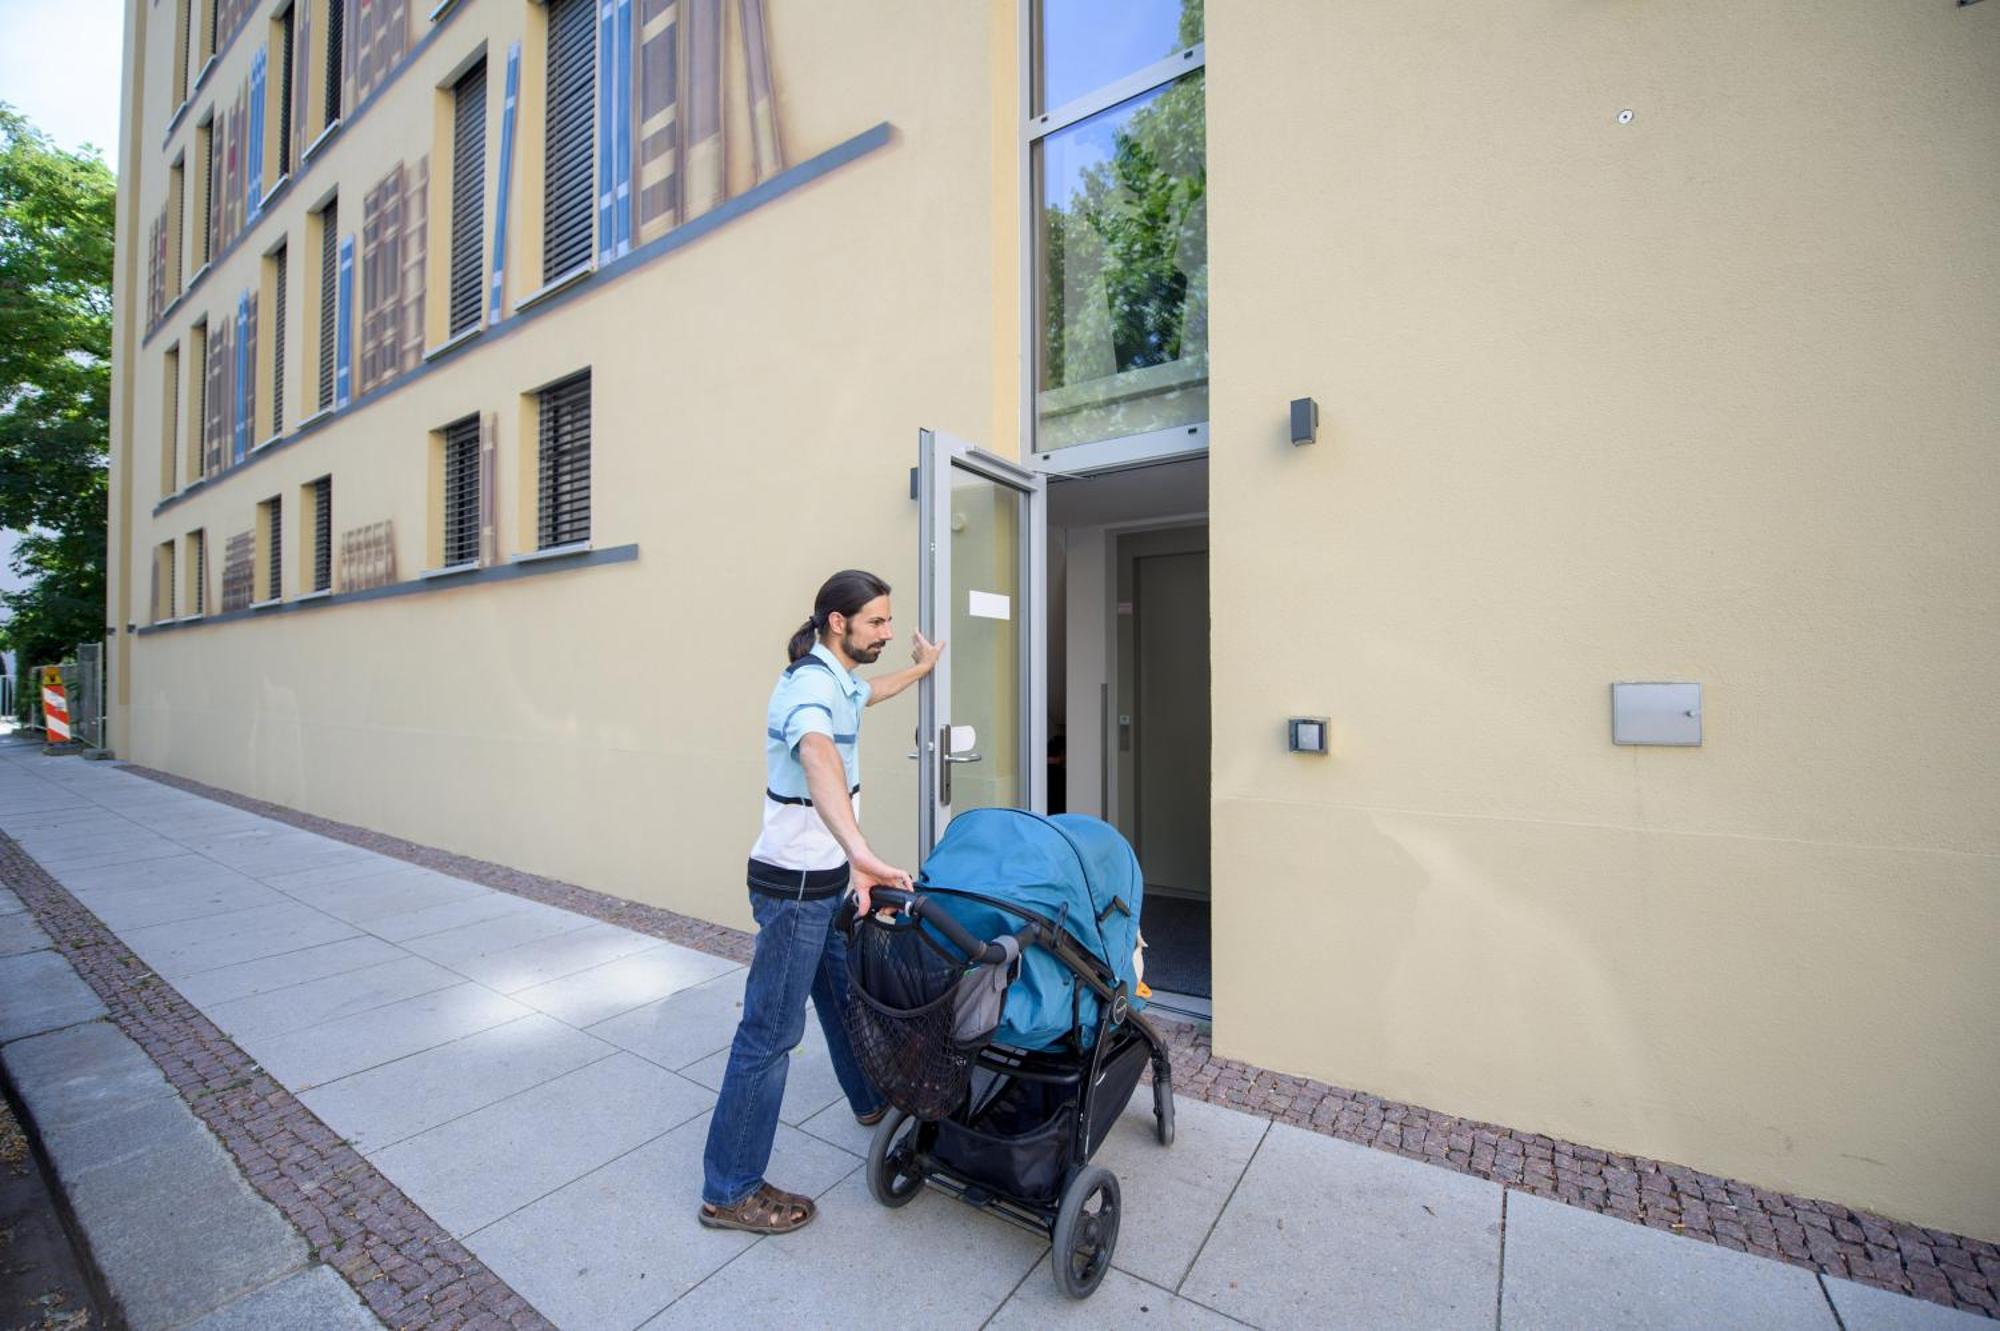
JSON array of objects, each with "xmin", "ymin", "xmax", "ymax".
[
  {"xmin": 133, "ymin": 542, "xmax": 638, "ymax": 635},
  {"xmin": 149, "ymin": 2, "xmax": 473, "ymax": 336},
  {"xmin": 149, "ymin": 121, "xmax": 894, "ymax": 520}
]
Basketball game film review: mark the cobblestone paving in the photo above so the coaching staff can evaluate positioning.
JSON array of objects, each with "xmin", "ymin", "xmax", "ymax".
[
  {"xmin": 92, "ymin": 762, "xmax": 2000, "ymax": 1321},
  {"xmin": 0, "ymin": 825, "xmax": 551, "ymax": 1331}
]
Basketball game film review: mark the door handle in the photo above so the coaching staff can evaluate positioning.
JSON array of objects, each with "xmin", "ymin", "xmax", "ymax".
[{"xmin": 943, "ymin": 751, "xmax": 983, "ymax": 764}]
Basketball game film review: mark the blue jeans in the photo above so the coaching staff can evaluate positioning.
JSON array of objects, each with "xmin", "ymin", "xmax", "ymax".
[{"xmin": 702, "ymin": 889, "xmax": 883, "ymax": 1207}]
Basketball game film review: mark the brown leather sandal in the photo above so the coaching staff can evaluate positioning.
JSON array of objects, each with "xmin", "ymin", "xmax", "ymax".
[{"xmin": 697, "ymin": 1183, "xmax": 817, "ymax": 1234}]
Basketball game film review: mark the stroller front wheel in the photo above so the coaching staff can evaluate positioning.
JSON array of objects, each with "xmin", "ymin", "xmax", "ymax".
[
  {"xmin": 1051, "ymin": 1165, "xmax": 1121, "ymax": 1299},
  {"xmin": 865, "ymin": 1108, "xmax": 926, "ymax": 1208}
]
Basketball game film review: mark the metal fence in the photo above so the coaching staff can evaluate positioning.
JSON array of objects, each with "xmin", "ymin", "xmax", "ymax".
[{"xmin": 17, "ymin": 644, "xmax": 107, "ymax": 750}]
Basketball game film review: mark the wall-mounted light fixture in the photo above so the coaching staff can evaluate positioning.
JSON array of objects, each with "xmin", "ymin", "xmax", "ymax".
[
  {"xmin": 1287, "ymin": 716, "xmax": 1330, "ymax": 754},
  {"xmin": 1290, "ymin": 397, "xmax": 1319, "ymax": 447}
]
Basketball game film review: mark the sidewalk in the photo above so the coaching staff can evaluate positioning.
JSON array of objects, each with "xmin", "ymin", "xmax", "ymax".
[{"xmin": 0, "ymin": 741, "xmax": 1987, "ymax": 1330}]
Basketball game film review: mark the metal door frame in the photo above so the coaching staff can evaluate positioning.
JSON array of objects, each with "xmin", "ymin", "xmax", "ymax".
[{"xmin": 916, "ymin": 428, "xmax": 1047, "ymax": 855}]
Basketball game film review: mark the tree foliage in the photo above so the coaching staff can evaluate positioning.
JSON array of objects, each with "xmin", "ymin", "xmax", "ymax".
[{"xmin": 0, "ymin": 104, "xmax": 114, "ymax": 697}]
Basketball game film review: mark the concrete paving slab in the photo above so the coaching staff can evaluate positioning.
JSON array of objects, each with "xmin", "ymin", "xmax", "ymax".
[
  {"xmin": 680, "ymin": 1010, "xmax": 848, "ymax": 1126},
  {"xmin": 796, "ymin": 1097, "xmax": 875, "ymax": 1158},
  {"xmin": 53, "ymin": 850, "xmax": 233, "ymax": 895},
  {"xmin": 120, "ymin": 900, "xmax": 360, "ymax": 977},
  {"xmin": 0, "ymin": 950, "xmax": 107, "ymax": 1043},
  {"xmin": 576, "ymin": 967, "xmax": 748, "ymax": 1063},
  {"xmin": 1089, "ymin": 1092, "xmax": 1269, "ymax": 1291},
  {"xmin": 25, "ymin": 838, "xmax": 189, "ymax": 873},
  {"xmin": 516, "ymin": 942, "xmax": 741, "ymax": 1030},
  {"xmin": 446, "ymin": 922, "xmax": 672, "ymax": 995},
  {"xmin": 988, "ymin": 1266, "xmax": 1240, "ymax": 1329},
  {"xmin": 79, "ymin": 875, "xmax": 295, "ymax": 932},
  {"xmin": 262, "ymin": 855, "xmax": 441, "ymax": 891},
  {"xmin": 179, "ymin": 1264, "xmax": 383, "ymax": 1331},
  {"xmin": 397, "ymin": 903, "xmax": 603, "ymax": 964},
  {"xmin": 463, "ymin": 1109, "xmax": 857, "ymax": 1331},
  {"xmin": 41, "ymin": 1094, "xmax": 224, "ymax": 1185},
  {"xmin": 362, "ymin": 889, "xmax": 547, "ymax": 943},
  {"xmin": 1823, "ymin": 1276, "xmax": 1995, "ymax": 1330},
  {"xmin": 369, "ymin": 1052, "xmax": 714, "ymax": 1237},
  {"xmin": 301, "ymin": 1013, "xmax": 618, "ymax": 1154},
  {"xmin": 61, "ymin": 1103, "xmax": 309, "ymax": 1331},
  {"xmin": 279, "ymin": 868, "xmax": 489, "ymax": 925},
  {"xmin": 2, "ymin": 1022, "xmax": 175, "ymax": 1130},
  {"xmin": 0, "ymin": 910, "xmax": 52, "ymax": 956},
  {"xmin": 642, "ymin": 1169, "xmax": 1046, "ymax": 1331},
  {"xmin": 173, "ymin": 934, "xmax": 408, "ymax": 1008},
  {"xmin": 1182, "ymin": 1122, "xmax": 1503, "ymax": 1331},
  {"xmin": 244, "ymin": 981, "xmax": 531, "ymax": 1090},
  {"xmin": 0, "ymin": 883, "xmax": 23, "ymax": 914},
  {"xmin": 1500, "ymin": 1190, "xmax": 1835, "ymax": 1330},
  {"xmin": 205, "ymin": 954, "xmax": 467, "ymax": 1041}
]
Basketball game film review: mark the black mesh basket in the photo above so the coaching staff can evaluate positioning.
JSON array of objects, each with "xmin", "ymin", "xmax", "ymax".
[{"xmin": 844, "ymin": 917, "xmax": 978, "ymax": 1122}]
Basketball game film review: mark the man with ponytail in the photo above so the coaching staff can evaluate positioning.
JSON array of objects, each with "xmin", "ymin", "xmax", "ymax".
[{"xmin": 699, "ymin": 569, "xmax": 944, "ymax": 1234}]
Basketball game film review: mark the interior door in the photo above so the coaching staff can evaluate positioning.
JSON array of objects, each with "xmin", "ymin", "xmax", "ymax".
[{"xmin": 915, "ymin": 429, "xmax": 1047, "ymax": 856}]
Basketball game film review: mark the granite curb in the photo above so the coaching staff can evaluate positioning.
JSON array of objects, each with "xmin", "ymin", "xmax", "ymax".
[{"xmin": 112, "ymin": 760, "xmax": 1999, "ymax": 1321}]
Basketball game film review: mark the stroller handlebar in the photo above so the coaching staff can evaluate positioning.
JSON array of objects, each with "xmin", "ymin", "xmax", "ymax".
[{"xmin": 867, "ymin": 887, "xmax": 1017, "ymax": 966}]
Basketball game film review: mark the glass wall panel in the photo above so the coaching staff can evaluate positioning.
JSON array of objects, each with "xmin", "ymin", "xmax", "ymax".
[
  {"xmin": 1038, "ymin": 0, "xmax": 1202, "ymax": 114},
  {"xmin": 1035, "ymin": 71, "xmax": 1206, "ymax": 453}
]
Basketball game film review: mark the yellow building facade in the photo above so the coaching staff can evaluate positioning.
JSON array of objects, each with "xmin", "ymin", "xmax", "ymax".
[{"xmin": 107, "ymin": 1, "xmax": 1999, "ymax": 1242}]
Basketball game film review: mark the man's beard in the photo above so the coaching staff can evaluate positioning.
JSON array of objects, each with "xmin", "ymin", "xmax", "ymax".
[{"xmin": 845, "ymin": 635, "xmax": 885, "ymax": 664}]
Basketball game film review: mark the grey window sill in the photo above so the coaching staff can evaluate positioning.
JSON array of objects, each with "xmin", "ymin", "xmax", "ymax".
[
  {"xmin": 294, "ymin": 588, "xmax": 332, "ymax": 603},
  {"xmin": 514, "ymin": 262, "xmax": 594, "ymax": 313},
  {"xmin": 509, "ymin": 541, "xmax": 592, "ymax": 566},
  {"xmin": 424, "ymin": 324, "xmax": 483, "ymax": 361},
  {"xmin": 303, "ymin": 120, "xmax": 343, "ymax": 162},
  {"xmin": 250, "ymin": 597, "xmax": 281, "ymax": 611},
  {"xmin": 418, "ymin": 562, "xmax": 480, "ymax": 580}
]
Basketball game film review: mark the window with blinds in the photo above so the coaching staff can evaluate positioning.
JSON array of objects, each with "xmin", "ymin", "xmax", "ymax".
[
  {"xmin": 543, "ymin": 0, "xmax": 594, "ymax": 282},
  {"xmin": 537, "ymin": 371, "xmax": 591, "ymax": 550},
  {"xmin": 189, "ymin": 320, "xmax": 209, "ymax": 479},
  {"xmin": 440, "ymin": 416, "xmax": 481, "ymax": 567},
  {"xmin": 311, "ymin": 475, "xmax": 332, "ymax": 592},
  {"xmin": 204, "ymin": 0, "xmax": 219, "ymax": 63},
  {"xmin": 317, "ymin": 200, "xmax": 337, "ymax": 411},
  {"xmin": 261, "ymin": 495, "xmax": 282, "ymax": 601},
  {"xmin": 277, "ymin": 6, "xmax": 295, "ymax": 177},
  {"xmin": 190, "ymin": 530, "xmax": 208, "ymax": 616},
  {"xmin": 449, "ymin": 58, "xmax": 487, "ymax": 337},
  {"xmin": 173, "ymin": 0, "xmax": 191, "ymax": 104},
  {"xmin": 197, "ymin": 121, "xmax": 215, "ymax": 266},
  {"xmin": 324, "ymin": 0, "xmax": 344, "ymax": 127},
  {"xmin": 161, "ymin": 347, "xmax": 180, "ymax": 497},
  {"xmin": 269, "ymin": 244, "xmax": 287, "ymax": 435}
]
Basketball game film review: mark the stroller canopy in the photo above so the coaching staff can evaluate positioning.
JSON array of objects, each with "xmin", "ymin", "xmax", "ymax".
[{"xmin": 916, "ymin": 809, "xmax": 1145, "ymax": 1051}]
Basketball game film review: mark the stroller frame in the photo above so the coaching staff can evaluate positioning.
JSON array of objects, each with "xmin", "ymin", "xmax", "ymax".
[{"xmin": 851, "ymin": 885, "xmax": 1176, "ymax": 1299}]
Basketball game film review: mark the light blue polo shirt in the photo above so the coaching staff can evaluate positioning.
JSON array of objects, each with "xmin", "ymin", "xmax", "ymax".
[{"xmin": 749, "ymin": 643, "xmax": 872, "ymax": 874}]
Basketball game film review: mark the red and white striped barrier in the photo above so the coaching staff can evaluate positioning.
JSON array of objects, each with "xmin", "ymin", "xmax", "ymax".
[{"xmin": 41, "ymin": 669, "xmax": 70, "ymax": 743}]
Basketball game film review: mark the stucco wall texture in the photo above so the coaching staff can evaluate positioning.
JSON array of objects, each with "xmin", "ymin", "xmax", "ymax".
[
  {"xmin": 108, "ymin": 1, "xmax": 1998, "ymax": 1241},
  {"xmin": 1205, "ymin": 1, "xmax": 1999, "ymax": 1239}
]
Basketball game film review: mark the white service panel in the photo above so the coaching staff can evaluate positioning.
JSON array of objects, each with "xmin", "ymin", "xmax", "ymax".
[{"xmin": 1611, "ymin": 683, "xmax": 1702, "ymax": 746}]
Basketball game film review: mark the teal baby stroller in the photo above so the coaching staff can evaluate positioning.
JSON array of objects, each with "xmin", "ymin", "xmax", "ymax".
[{"xmin": 839, "ymin": 809, "xmax": 1175, "ymax": 1299}]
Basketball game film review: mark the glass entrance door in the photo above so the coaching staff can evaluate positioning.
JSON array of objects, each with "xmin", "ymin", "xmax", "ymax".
[{"xmin": 915, "ymin": 429, "xmax": 1047, "ymax": 855}]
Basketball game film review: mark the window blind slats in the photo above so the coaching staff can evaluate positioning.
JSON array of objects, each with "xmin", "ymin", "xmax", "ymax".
[
  {"xmin": 543, "ymin": 0, "xmax": 594, "ymax": 280},
  {"xmin": 537, "ymin": 371, "xmax": 591, "ymax": 549},
  {"xmin": 272, "ymin": 245, "xmax": 287, "ymax": 433},
  {"xmin": 324, "ymin": 0, "xmax": 344, "ymax": 126},
  {"xmin": 270, "ymin": 499, "xmax": 282, "ymax": 600},
  {"xmin": 449, "ymin": 60, "xmax": 487, "ymax": 336},
  {"xmin": 442, "ymin": 416, "xmax": 481, "ymax": 567},
  {"xmin": 318, "ymin": 202, "xmax": 337, "ymax": 410},
  {"xmin": 277, "ymin": 7, "xmax": 294, "ymax": 177},
  {"xmin": 312, "ymin": 476, "xmax": 332, "ymax": 592}
]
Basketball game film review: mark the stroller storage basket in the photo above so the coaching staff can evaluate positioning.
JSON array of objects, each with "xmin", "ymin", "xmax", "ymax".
[
  {"xmin": 933, "ymin": 1075, "xmax": 1075, "ymax": 1204},
  {"xmin": 844, "ymin": 918, "xmax": 978, "ymax": 1122}
]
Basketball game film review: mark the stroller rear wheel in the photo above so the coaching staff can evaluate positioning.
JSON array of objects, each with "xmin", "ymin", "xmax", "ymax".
[
  {"xmin": 865, "ymin": 1108, "xmax": 925, "ymax": 1208},
  {"xmin": 1051, "ymin": 1165, "xmax": 1120, "ymax": 1298}
]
